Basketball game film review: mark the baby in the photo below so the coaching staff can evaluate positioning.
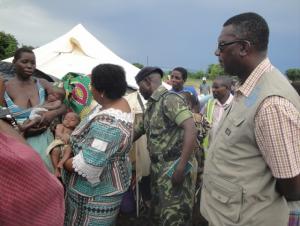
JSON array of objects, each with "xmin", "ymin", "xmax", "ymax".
[
  {"xmin": 46, "ymin": 111, "xmax": 80, "ymax": 177},
  {"xmin": 19, "ymin": 87, "xmax": 65, "ymax": 132}
]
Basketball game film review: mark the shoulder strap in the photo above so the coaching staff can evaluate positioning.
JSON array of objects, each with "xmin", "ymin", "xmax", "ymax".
[
  {"xmin": 137, "ymin": 93, "xmax": 145, "ymax": 113},
  {"xmin": 206, "ymin": 99, "xmax": 216, "ymax": 124}
]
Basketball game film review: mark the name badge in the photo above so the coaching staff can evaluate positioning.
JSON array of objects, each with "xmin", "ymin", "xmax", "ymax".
[{"xmin": 91, "ymin": 139, "xmax": 108, "ymax": 152}]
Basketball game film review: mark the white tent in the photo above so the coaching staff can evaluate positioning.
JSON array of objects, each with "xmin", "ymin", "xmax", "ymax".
[{"xmin": 4, "ymin": 24, "xmax": 139, "ymax": 89}]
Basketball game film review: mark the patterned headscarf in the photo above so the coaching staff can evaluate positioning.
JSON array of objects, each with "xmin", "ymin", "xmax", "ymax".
[{"xmin": 60, "ymin": 72, "xmax": 94, "ymax": 119}]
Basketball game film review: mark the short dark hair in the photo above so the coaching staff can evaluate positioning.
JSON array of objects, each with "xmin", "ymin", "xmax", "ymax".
[
  {"xmin": 13, "ymin": 47, "xmax": 34, "ymax": 61},
  {"xmin": 214, "ymin": 75, "xmax": 232, "ymax": 90},
  {"xmin": 91, "ymin": 64, "xmax": 127, "ymax": 100},
  {"xmin": 172, "ymin": 67, "xmax": 188, "ymax": 81},
  {"xmin": 224, "ymin": 12, "xmax": 269, "ymax": 51}
]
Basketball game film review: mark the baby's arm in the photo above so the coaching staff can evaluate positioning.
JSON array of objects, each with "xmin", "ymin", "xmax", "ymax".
[
  {"xmin": 57, "ymin": 145, "xmax": 72, "ymax": 170},
  {"xmin": 43, "ymin": 100, "xmax": 62, "ymax": 111},
  {"xmin": 55, "ymin": 124, "xmax": 65, "ymax": 139}
]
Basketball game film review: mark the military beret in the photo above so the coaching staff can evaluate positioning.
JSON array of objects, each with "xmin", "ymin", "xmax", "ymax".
[{"xmin": 135, "ymin": 66, "xmax": 163, "ymax": 83}]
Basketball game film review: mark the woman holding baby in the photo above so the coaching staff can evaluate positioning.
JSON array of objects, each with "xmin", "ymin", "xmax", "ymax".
[{"xmin": 3, "ymin": 47, "xmax": 66, "ymax": 171}]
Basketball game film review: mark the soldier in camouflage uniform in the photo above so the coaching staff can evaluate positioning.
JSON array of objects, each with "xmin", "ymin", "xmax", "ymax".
[{"xmin": 133, "ymin": 67, "xmax": 197, "ymax": 226}]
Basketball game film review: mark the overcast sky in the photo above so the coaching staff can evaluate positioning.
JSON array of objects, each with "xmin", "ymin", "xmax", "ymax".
[{"xmin": 0, "ymin": 0, "xmax": 299, "ymax": 73}]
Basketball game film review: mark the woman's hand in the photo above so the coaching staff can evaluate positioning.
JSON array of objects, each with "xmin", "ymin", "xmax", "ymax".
[
  {"xmin": 171, "ymin": 165, "xmax": 185, "ymax": 186},
  {"xmin": 24, "ymin": 125, "xmax": 47, "ymax": 137}
]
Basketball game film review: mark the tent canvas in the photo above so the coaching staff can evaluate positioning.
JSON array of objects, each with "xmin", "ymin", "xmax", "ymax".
[{"xmin": 3, "ymin": 24, "xmax": 139, "ymax": 89}]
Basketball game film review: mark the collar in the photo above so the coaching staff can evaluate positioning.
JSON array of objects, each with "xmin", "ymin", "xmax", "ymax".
[
  {"xmin": 216, "ymin": 93, "xmax": 234, "ymax": 107},
  {"xmin": 237, "ymin": 58, "xmax": 273, "ymax": 97},
  {"xmin": 149, "ymin": 85, "xmax": 168, "ymax": 102}
]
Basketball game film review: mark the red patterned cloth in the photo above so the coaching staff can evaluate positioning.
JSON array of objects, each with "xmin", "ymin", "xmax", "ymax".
[{"xmin": 0, "ymin": 132, "xmax": 64, "ymax": 226}]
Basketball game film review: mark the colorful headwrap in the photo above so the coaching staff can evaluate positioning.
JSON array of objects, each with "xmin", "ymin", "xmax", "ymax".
[{"xmin": 61, "ymin": 72, "xmax": 93, "ymax": 119}]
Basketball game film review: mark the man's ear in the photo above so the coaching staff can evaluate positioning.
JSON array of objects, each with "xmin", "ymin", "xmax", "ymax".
[{"xmin": 239, "ymin": 41, "xmax": 251, "ymax": 57}]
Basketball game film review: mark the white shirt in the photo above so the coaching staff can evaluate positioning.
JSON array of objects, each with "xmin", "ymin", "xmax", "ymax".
[{"xmin": 210, "ymin": 93, "xmax": 234, "ymax": 142}]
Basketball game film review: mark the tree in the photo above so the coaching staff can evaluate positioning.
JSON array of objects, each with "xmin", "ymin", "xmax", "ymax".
[
  {"xmin": 285, "ymin": 68, "xmax": 300, "ymax": 81},
  {"xmin": 132, "ymin": 62, "xmax": 144, "ymax": 69},
  {"xmin": 206, "ymin": 64, "xmax": 224, "ymax": 80},
  {"xmin": 0, "ymin": 31, "xmax": 18, "ymax": 60},
  {"xmin": 189, "ymin": 70, "xmax": 205, "ymax": 79}
]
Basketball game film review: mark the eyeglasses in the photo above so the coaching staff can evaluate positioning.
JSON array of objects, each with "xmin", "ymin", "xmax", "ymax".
[{"xmin": 217, "ymin": 40, "xmax": 251, "ymax": 52}]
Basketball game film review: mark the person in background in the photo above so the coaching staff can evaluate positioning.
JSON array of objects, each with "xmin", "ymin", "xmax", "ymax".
[
  {"xmin": 134, "ymin": 66, "xmax": 197, "ymax": 226},
  {"xmin": 165, "ymin": 74, "xmax": 172, "ymax": 85},
  {"xmin": 62, "ymin": 64, "xmax": 134, "ymax": 226},
  {"xmin": 0, "ymin": 119, "xmax": 64, "ymax": 226},
  {"xmin": 179, "ymin": 91, "xmax": 210, "ymax": 226},
  {"xmin": 200, "ymin": 12, "xmax": 300, "ymax": 226},
  {"xmin": 199, "ymin": 76, "xmax": 210, "ymax": 96},
  {"xmin": 170, "ymin": 67, "xmax": 200, "ymax": 113},
  {"xmin": 202, "ymin": 75, "xmax": 233, "ymax": 150},
  {"xmin": 4, "ymin": 47, "xmax": 66, "ymax": 172}
]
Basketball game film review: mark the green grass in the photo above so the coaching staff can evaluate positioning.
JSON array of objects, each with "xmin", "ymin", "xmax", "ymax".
[{"xmin": 185, "ymin": 78, "xmax": 201, "ymax": 89}]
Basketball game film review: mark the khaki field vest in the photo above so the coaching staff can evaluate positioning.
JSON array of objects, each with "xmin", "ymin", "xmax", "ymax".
[{"xmin": 200, "ymin": 69, "xmax": 300, "ymax": 226}]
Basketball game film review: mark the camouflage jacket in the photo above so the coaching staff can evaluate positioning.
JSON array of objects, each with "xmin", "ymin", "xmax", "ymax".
[{"xmin": 135, "ymin": 85, "xmax": 192, "ymax": 159}]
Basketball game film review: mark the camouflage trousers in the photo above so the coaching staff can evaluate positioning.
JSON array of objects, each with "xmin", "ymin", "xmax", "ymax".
[{"xmin": 149, "ymin": 160, "xmax": 195, "ymax": 226}]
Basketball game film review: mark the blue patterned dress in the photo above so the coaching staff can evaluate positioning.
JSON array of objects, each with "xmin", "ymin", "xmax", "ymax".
[
  {"xmin": 63, "ymin": 106, "xmax": 133, "ymax": 226},
  {"xmin": 4, "ymin": 79, "xmax": 54, "ymax": 172}
]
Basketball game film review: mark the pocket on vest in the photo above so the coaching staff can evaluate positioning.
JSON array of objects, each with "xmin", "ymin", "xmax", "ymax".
[
  {"xmin": 203, "ymin": 174, "xmax": 243, "ymax": 223},
  {"xmin": 223, "ymin": 117, "xmax": 245, "ymax": 146}
]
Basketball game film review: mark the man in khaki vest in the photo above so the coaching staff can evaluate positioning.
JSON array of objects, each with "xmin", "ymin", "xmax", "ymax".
[{"xmin": 200, "ymin": 12, "xmax": 300, "ymax": 226}]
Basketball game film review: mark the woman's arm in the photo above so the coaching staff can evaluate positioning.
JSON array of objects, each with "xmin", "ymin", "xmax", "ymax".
[
  {"xmin": 0, "ymin": 119, "xmax": 27, "ymax": 144},
  {"xmin": 40, "ymin": 104, "xmax": 67, "ymax": 126},
  {"xmin": 55, "ymin": 124, "xmax": 64, "ymax": 139},
  {"xmin": 63, "ymin": 158, "xmax": 74, "ymax": 172},
  {"xmin": 64, "ymin": 119, "xmax": 125, "ymax": 184}
]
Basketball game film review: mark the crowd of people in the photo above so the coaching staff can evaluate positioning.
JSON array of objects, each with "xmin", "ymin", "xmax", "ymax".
[{"xmin": 0, "ymin": 12, "xmax": 299, "ymax": 226}]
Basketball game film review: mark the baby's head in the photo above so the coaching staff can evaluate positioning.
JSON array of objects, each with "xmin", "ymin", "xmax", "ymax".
[
  {"xmin": 62, "ymin": 112, "xmax": 80, "ymax": 130},
  {"xmin": 47, "ymin": 87, "xmax": 65, "ymax": 102}
]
